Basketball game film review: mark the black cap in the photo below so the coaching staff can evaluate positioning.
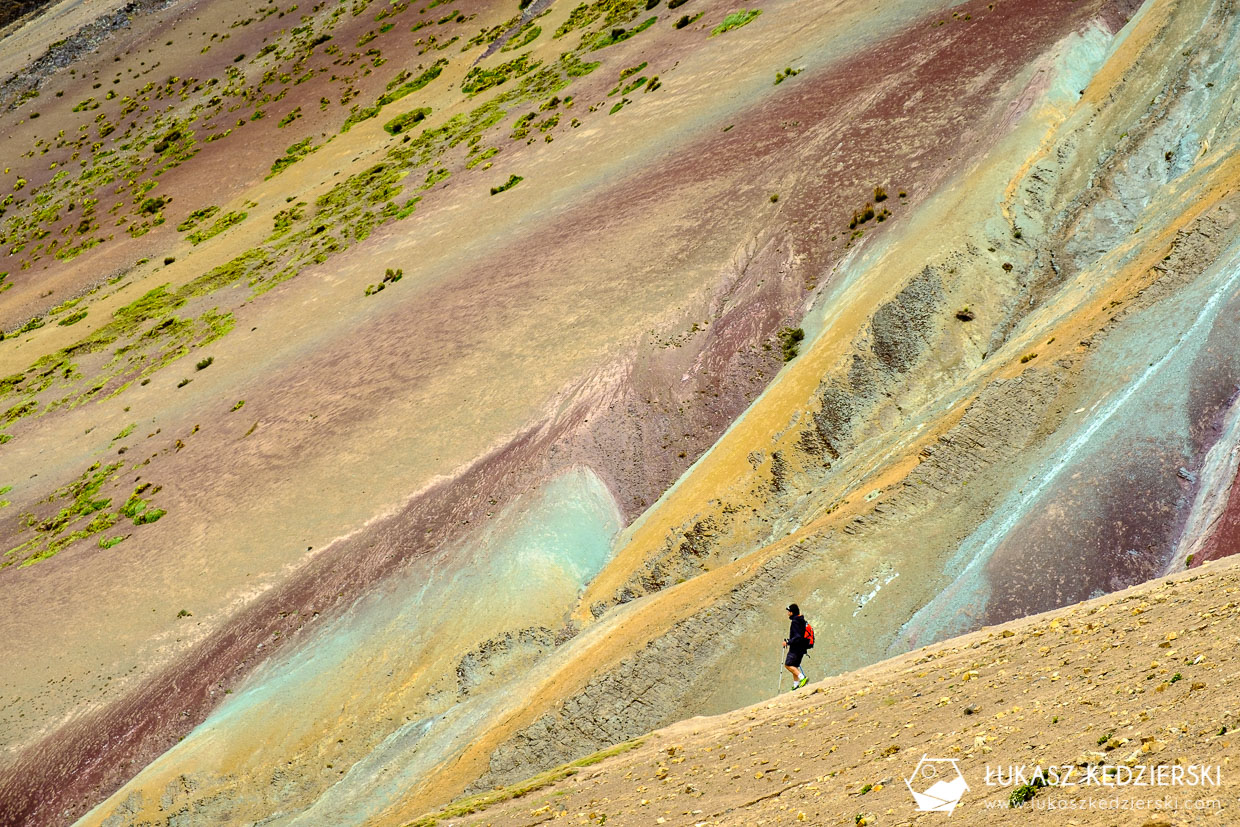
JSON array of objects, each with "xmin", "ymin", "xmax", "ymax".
[{"xmin": 786, "ymin": 603, "xmax": 799, "ymax": 614}]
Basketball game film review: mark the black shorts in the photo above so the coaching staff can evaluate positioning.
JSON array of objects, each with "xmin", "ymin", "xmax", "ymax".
[{"xmin": 785, "ymin": 647, "xmax": 805, "ymax": 667}]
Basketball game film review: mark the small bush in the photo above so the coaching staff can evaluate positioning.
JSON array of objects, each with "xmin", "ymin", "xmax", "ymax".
[
  {"xmin": 383, "ymin": 107, "xmax": 431, "ymax": 135},
  {"xmin": 1008, "ymin": 779, "xmax": 1044, "ymax": 808},
  {"xmin": 774, "ymin": 66, "xmax": 801, "ymax": 84},
  {"xmin": 177, "ymin": 378, "xmax": 191, "ymax": 388},
  {"xmin": 873, "ymin": 186, "xmax": 888, "ymax": 202},
  {"xmin": 1019, "ymin": 352, "xmax": 1037, "ymax": 363},
  {"xmin": 779, "ymin": 327, "xmax": 805, "ymax": 361},
  {"xmin": 139, "ymin": 197, "xmax": 167, "ymax": 215},
  {"xmin": 490, "ymin": 174, "xmax": 523, "ymax": 195},
  {"xmin": 164, "ymin": 257, "xmax": 176, "ymax": 265},
  {"xmin": 196, "ymin": 357, "xmax": 213, "ymax": 371}
]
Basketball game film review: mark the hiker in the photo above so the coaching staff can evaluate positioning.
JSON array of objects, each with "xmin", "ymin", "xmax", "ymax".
[{"xmin": 783, "ymin": 603, "xmax": 810, "ymax": 690}]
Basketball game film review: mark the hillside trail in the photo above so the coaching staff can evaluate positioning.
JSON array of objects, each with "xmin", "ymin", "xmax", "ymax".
[{"xmin": 430, "ymin": 554, "xmax": 1240, "ymax": 826}]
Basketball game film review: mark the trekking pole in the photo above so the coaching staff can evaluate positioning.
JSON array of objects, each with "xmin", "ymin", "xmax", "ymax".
[{"xmin": 777, "ymin": 649, "xmax": 785, "ymax": 694}]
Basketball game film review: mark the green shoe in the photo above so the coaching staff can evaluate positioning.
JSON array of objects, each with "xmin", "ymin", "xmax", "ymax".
[{"xmin": 796, "ymin": 676, "xmax": 808, "ymax": 689}]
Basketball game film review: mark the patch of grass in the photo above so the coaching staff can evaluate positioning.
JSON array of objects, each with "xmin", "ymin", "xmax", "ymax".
[
  {"xmin": 177, "ymin": 206, "xmax": 220, "ymax": 232},
  {"xmin": 133, "ymin": 507, "xmax": 166, "ymax": 525},
  {"xmin": 555, "ymin": 0, "xmax": 649, "ymax": 38},
  {"xmin": 591, "ymin": 16, "xmax": 656, "ymax": 49},
  {"xmin": 465, "ymin": 146, "xmax": 499, "ymax": 169},
  {"xmin": 490, "ymin": 174, "xmax": 523, "ymax": 195},
  {"xmin": 395, "ymin": 196, "xmax": 422, "ymax": 219},
  {"xmin": 618, "ymin": 61, "xmax": 647, "ymax": 82},
  {"xmin": 231, "ymin": 400, "xmax": 245, "ymax": 411},
  {"xmin": 269, "ymin": 138, "xmax": 317, "ymax": 177},
  {"xmin": 0, "ymin": 461, "xmax": 160, "ymax": 567},
  {"xmin": 196, "ymin": 356, "xmax": 213, "ymax": 370},
  {"xmin": 501, "ymin": 23, "xmax": 542, "ymax": 51},
  {"xmin": 384, "ymin": 107, "xmax": 432, "ymax": 135},
  {"xmin": 462, "ymin": 54, "xmax": 541, "ymax": 95},
  {"xmin": 187, "ymin": 211, "xmax": 248, "ymax": 245},
  {"xmin": 711, "ymin": 8, "xmax": 761, "ymax": 34},
  {"xmin": 673, "ymin": 12, "xmax": 702, "ymax": 28},
  {"xmin": 619, "ymin": 76, "xmax": 648, "ymax": 95},
  {"xmin": 58, "ymin": 310, "xmax": 88, "ymax": 326},
  {"xmin": 561, "ymin": 52, "xmax": 601, "ymax": 77},
  {"xmin": 377, "ymin": 59, "xmax": 448, "ymax": 106},
  {"xmin": 408, "ymin": 739, "xmax": 644, "ymax": 826},
  {"xmin": 1020, "ymin": 352, "xmax": 1037, "ymax": 363},
  {"xmin": 342, "ymin": 103, "xmax": 383, "ymax": 132}
]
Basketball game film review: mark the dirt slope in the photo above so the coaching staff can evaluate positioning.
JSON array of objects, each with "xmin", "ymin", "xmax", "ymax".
[
  {"xmin": 3, "ymin": 0, "xmax": 1239, "ymax": 823},
  {"xmin": 428, "ymin": 553, "xmax": 1240, "ymax": 826}
]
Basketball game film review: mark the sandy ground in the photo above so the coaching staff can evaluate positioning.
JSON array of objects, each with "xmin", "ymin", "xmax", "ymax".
[{"xmin": 437, "ymin": 553, "xmax": 1240, "ymax": 826}]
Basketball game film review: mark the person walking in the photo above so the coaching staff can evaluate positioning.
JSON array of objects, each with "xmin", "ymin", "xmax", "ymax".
[{"xmin": 783, "ymin": 603, "xmax": 810, "ymax": 690}]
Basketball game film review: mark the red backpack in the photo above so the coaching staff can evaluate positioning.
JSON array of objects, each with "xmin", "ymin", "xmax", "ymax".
[{"xmin": 804, "ymin": 622, "xmax": 815, "ymax": 649}]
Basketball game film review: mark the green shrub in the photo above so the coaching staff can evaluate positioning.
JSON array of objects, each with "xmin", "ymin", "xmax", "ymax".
[
  {"xmin": 490, "ymin": 174, "xmax": 523, "ymax": 195},
  {"xmin": 462, "ymin": 54, "xmax": 540, "ymax": 95},
  {"xmin": 377, "ymin": 59, "xmax": 447, "ymax": 106},
  {"xmin": 139, "ymin": 197, "xmax": 167, "ymax": 215},
  {"xmin": 177, "ymin": 206, "xmax": 220, "ymax": 232},
  {"xmin": 779, "ymin": 327, "xmax": 805, "ymax": 361},
  {"xmin": 711, "ymin": 8, "xmax": 761, "ymax": 34},
  {"xmin": 592, "ymin": 16, "xmax": 656, "ymax": 49},
  {"xmin": 1008, "ymin": 778, "xmax": 1044, "ymax": 808},
  {"xmin": 187, "ymin": 211, "xmax": 248, "ymax": 245},
  {"xmin": 134, "ymin": 508, "xmax": 165, "ymax": 525},
  {"xmin": 58, "ymin": 310, "xmax": 88, "ymax": 326}
]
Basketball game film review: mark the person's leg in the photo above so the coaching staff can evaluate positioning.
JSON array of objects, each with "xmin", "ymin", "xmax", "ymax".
[{"xmin": 786, "ymin": 651, "xmax": 806, "ymax": 688}]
